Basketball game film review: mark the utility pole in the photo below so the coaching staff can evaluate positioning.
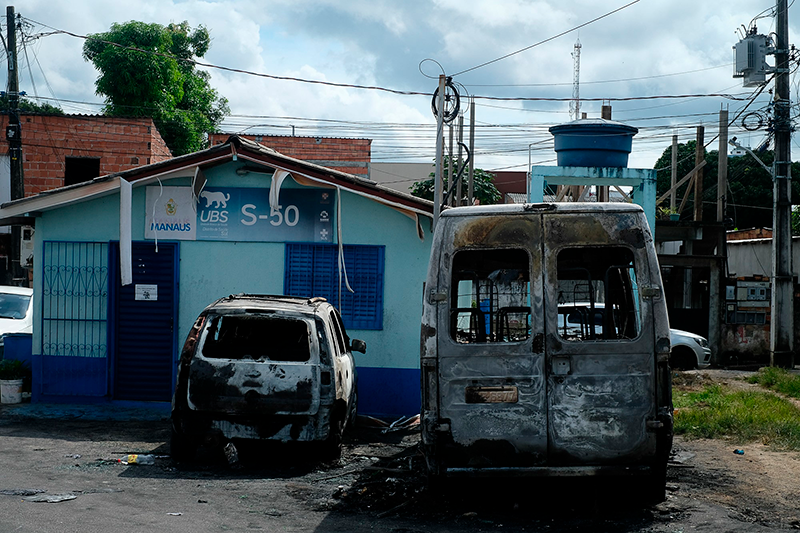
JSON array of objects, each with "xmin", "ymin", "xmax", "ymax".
[
  {"xmin": 6, "ymin": 6, "xmax": 24, "ymax": 285},
  {"xmin": 456, "ymin": 113, "xmax": 463, "ymax": 205},
  {"xmin": 711, "ymin": 108, "xmax": 729, "ymax": 367},
  {"xmin": 433, "ymin": 75, "xmax": 445, "ymax": 227},
  {"xmin": 717, "ymin": 109, "xmax": 728, "ymax": 223},
  {"xmin": 693, "ymin": 126, "xmax": 704, "ymax": 222},
  {"xmin": 447, "ymin": 123, "xmax": 454, "ymax": 207},
  {"xmin": 468, "ymin": 99, "xmax": 475, "ymax": 205},
  {"xmin": 670, "ymin": 135, "xmax": 678, "ymax": 211},
  {"xmin": 771, "ymin": 0, "xmax": 793, "ymax": 368}
]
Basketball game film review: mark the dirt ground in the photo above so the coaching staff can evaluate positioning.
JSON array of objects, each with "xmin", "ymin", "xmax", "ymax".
[{"xmin": 1, "ymin": 369, "xmax": 799, "ymax": 532}]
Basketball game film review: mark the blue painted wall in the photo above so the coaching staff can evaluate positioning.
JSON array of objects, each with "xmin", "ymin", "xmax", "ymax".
[{"xmin": 31, "ymin": 162, "xmax": 432, "ymax": 416}]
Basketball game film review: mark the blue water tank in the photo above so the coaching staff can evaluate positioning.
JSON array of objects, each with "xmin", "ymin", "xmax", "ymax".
[{"xmin": 549, "ymin": 119, "xmax": 638, "ymax": 167}]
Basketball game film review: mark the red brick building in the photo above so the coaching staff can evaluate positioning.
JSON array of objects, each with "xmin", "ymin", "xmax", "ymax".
[
  {"xmin": 0, "ymin": 114, "xmax": 171, "ymax": 197},
  {"xmin": 209, "ymin": 133, "xmax": 371, "ymax": 177}
]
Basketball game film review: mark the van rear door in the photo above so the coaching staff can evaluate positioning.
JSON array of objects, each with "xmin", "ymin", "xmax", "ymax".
[
  {"xmin": 543, "ymin": 212, "xmax": 657, "ymax": 464},
  {"xmin": 436, "ymin": 214, "xmax": 548, "ymax": 465}
]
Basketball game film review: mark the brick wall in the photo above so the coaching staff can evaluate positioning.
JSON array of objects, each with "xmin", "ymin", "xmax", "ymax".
[
  {"xmin": 727, "ymin": 228, "xmax": 773, "ymax": 241},
  {"xmin": 0, "ymin": 114, "xmax": 172, "ymax": 197},
  {"xmin": 209, "ymin": 133, "xmax": 371, "ymax": 176}
]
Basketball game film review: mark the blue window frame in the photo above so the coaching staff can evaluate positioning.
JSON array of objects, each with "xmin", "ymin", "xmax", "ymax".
[{"xmin": 285, "ymin": 243, "xmax": 385, "ymax": 330}]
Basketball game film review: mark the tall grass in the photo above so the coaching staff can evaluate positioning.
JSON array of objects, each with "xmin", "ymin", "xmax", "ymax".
[
  {"xmin": 745, "ymin": 367, "xmax": 800, "ymax": 398},
  {"xmin": 673, "ymin": 384, "xmax": 800, "ymax": 450}
]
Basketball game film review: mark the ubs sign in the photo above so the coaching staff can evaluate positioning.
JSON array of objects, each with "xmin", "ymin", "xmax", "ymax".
[{"xmin": 145, "ymin": 186, "xmax": 334, "ymax": 243}]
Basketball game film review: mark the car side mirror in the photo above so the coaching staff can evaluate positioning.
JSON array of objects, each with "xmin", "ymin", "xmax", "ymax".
[{"xmin": 350, "ymin": 339, "xmax": 366, "ymax": 354}]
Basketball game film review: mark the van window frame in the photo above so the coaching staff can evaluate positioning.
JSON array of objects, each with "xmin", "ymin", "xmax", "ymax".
[
  {"xmin": 447, "ymin": 246, "xmax": 534, "ymax": 345},
  {"xmin": 552, "ymin": 245, "xmax": 643, "ymax": 344}
]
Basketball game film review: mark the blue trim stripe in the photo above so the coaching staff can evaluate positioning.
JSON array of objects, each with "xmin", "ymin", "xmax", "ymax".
[{"xmin": 356, "ymin": 366, "xmax": 420, "ymax": 419}]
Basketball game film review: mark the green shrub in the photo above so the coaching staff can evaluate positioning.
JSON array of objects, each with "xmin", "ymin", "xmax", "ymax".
[
  {"xmin": 746, "ymin": 367, "xmax": 800, "ymax": 398},
  {"xmin": 0, "ymin": 359, "xmax": 30, "ymax": 380},
  {"xmin": 674, "ymin": 384, "xmax": 800, "ymax": 450}
]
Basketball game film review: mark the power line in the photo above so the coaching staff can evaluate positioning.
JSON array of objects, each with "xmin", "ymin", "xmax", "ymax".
[
  {"xmin": 451, "ymin": 0, "xmax": 641, "ymax": 77},
  {"xmin": 20, "ymin": 17, "xmax": 750, "ymax": 105}
]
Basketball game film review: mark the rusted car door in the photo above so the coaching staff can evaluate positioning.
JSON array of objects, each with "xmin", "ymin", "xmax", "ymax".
[
  {"xmin": 187, "ymin": 313, "xmax": 321, "ymax": 416},
  {"xmin": 542, "ymin": 212, "xmax": 657, "ymax": 464},
  {"xmin": 436, "ymin": 213, "xmax": 548, "ymax": 465}
]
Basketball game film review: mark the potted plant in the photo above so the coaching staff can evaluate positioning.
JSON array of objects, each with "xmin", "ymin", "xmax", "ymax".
[
  {"xmin": 657, "ymin": 206, "xmax": 680, "ymax": 221},
  {"xmin": 0, "ymin": 359, "xmax": 29, "ymax": 404}
]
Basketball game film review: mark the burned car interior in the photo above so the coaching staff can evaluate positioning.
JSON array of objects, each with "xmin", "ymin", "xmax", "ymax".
[{"xmin": 201, "ymin": 314, "xmax": 312, "ymax": 362}]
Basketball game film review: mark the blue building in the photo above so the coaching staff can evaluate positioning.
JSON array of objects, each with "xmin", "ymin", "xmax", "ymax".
[{"xmin": 0, "ymin": 136, "xmax": 433, "ymax": 417}]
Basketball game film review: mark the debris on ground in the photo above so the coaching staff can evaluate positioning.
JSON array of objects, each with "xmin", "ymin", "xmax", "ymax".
[
  {"xmin": 24, "ymin": 493, "xmax": 77, "ymax": 503},
  {"xmin": 0, "ymin": 489, "xmax": 46, "ymax": 496},
  {"xmin": 224, "ymin": 441, "xmax": 240, "ymax": 467},
  {"xmin": 382, "ymin": 414, "xmax": 420, "ymax": 434},
  {"xmin": 356, "ymin": 415, "xmax": 390, "ymax": 428}
]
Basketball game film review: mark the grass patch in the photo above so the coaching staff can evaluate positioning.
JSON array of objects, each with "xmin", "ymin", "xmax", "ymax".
[
  {"xmin": 674, "ymin": 384, "xmax": 800, "ymax": 450},
  {"xmin": 745, "ymin": 367, "xmax": 800, "ymax": 398}
]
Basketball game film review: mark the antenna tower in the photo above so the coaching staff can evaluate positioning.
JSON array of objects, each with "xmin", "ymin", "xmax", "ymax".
[{"xmin": 569, "ymin": 39, "xmax": 582, "ymax": 121}]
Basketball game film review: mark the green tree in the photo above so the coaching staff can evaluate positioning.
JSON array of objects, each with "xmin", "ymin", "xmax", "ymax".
[
  {"xmin": 653, "ymin": 141, "xmax": 800, "ymax": 229},
  {"xmin": 0, "ymin": 95, "xmax": 64, "ymax": 114},
  {"xmin": 82, "ymin": 21, "xmax": 229, "ymax": 156},
  {"xmin": 411, "ymin": 157, "xmax": 502, "ymax": 205},
  {"xmin": 792, "ymin": 207, "xmax": 800, "ymax": 235}
]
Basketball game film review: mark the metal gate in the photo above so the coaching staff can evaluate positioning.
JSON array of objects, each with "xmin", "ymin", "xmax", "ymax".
[{"xmin": 41, "ymin": 241, "xmax": 110, "ymax": 396}]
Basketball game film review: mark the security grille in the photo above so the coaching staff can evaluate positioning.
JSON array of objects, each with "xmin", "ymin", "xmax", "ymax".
[{"xmin": 41, "ymin": 241, "xmax": 109, "ymax": 358}]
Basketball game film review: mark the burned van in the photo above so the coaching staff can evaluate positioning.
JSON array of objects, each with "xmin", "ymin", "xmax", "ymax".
[{"xmin": 420, "ymin": 203, "xmax": 672, "ymax": 499}]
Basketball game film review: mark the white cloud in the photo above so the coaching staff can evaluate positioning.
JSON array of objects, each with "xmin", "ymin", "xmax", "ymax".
[{"xmin": 9, "ymin": 0, "xmax": 792, "ymax": 169}]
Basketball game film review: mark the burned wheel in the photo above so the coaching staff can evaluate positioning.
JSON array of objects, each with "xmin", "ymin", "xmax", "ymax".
[
  {"xmin": 347, "ymin": 386, "xmax": 358, "ymax": 430},
  {"xmin": 322, "ymin": 412, "xmax": 345, "ymax": 460},
  {"xmin": 170, "ymin": 422, "xmax": 197, "ymax": 463},
  {"xmin": 640, "ymin": 462, "xmax": 668, "ymax": 504}
]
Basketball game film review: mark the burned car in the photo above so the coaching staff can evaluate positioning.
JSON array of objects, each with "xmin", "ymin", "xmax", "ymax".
[
  {"xmin": 171, "ymin": 294, "xmax": 365, "ymax": 460},
  {"xmin": 421, "ymin": 203, "xmax": 672, "ymax": 502}
]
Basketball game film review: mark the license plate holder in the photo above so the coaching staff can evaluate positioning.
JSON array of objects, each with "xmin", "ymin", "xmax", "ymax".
[{"xmin": 465, "ymin": 385, "xmax": 519, "ymax": 404}]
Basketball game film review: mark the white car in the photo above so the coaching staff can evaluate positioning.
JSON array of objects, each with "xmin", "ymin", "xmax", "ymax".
[
  {"xmin": 669, "ymin": 328, "xmax": 711, "ymax": 370},
  {"xmin": 557, "ymin": 303, "xmax": 711, "ymax": 369},
  {"xmin": 0, "ymin": 286, "xmax": 33, "ymax": 350}
]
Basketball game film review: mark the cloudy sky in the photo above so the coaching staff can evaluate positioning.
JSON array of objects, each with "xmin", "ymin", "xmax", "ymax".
[{"xmin": 8, "ymin": 0, "xmax": 795, "ymax": 171}]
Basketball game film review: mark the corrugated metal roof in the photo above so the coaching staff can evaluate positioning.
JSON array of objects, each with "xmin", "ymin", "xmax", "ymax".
[{"xmin": 213, "ymin": 131, "xmax": 372, "ymax": 142}]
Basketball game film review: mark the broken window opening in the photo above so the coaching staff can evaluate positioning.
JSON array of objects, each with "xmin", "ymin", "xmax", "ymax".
[
  {"xmin": 556, "ymin": 247, "xmax": 640, "ymax": 342},
  {"xmin": 201, "ymin": 314, "xmax": 311, "ymax": 362},
  {"xmin": 450, "ymin": 248, "xmax": 531, "ymax": 344}
]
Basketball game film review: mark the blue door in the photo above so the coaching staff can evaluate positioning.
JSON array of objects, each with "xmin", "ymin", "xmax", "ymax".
[{"xmin": 110, "ymin": 242, "xmax": 179, "ymax": 402}]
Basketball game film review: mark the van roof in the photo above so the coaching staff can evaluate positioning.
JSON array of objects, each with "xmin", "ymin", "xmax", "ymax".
[{"xmin": 440, "ymin": 202, "xmax": 644, "ymax": 218}]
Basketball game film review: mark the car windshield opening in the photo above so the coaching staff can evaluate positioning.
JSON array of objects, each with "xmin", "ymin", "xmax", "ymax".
[
  {"xmin": 201, "ymin": 314, "xmax": 311, "ymax": 362},
  {"xmin": 0, "ymin": 293, "xmax": 30, "ymax": 320}
]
